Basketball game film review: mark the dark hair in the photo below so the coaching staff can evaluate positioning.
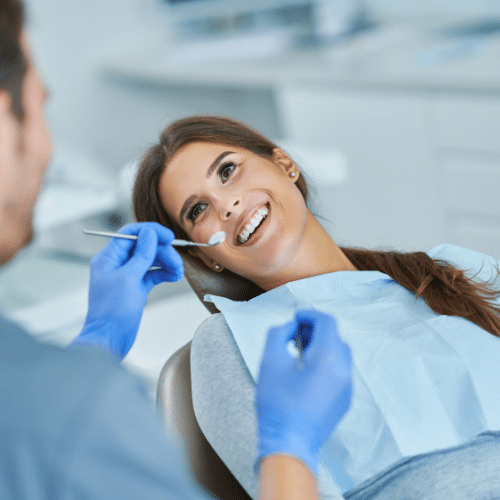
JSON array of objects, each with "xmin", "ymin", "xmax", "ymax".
[
  {"xmin": 134, "ymin": 115, "xmax": 500, "ymax": 337},
  {"xmin": 0, "ymin": 0, "xmax": 26, "ymax": 119}
]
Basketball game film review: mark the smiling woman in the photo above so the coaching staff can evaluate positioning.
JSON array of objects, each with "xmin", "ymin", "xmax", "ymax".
[
  {"xmin": 154, "ymin": 140, "xmax": 354, "ymax": 291},
  {"xmin": 133, "ymin": 116, "xmax": 500, "ymax": 337},
  {"xmin": 133, "ymin": 116, "xmax": 311, "ymax": 257},
  {"xmin": 133, "ymin": 115, "xmax": 500, "ymax": 499}
]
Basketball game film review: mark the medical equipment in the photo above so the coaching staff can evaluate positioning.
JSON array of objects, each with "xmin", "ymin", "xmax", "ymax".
[
  {"xmin": 293, "ymin": 314, "xmax": 318, "ymax": 371},
  {"xmin": 83, "ymin": 229, "xmax": 226, "ymax": 247},
  {"xmin": 294, "ymin": 328, "xmax": 305, "ymax": 371}
]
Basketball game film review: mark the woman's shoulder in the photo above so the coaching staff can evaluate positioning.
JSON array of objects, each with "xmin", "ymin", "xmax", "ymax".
[
  {"xmin": 191, "ymin": 313, "xmax": 242, "ymax": 368},
  {"xmin": 191, "ymin": 312, "xmax": 252, "ymax": 385},
  {"xmin": 192, "ymin": 313, "xmax": 232, "ymax": 349}
]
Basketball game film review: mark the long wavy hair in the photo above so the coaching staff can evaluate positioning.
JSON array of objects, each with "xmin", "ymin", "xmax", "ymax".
[{"xmin": 133, "ymin": 115, "xmax": 500, "ymax": 337}]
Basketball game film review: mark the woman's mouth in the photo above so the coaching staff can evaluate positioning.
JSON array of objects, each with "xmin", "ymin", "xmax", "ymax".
[{"xmin": 237, "ymin": 204, "xmax": 269, "ymax": 245}]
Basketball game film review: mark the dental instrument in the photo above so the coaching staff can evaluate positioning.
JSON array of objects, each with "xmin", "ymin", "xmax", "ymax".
[
  {"xmin": 83, "ymin": 229, "xmax": 226, "ymax": 247},
  {"xmin": 294, "ymin": 328, "xmax": 305, "ymax": 371},
  {"xmin": 294, "ymin": 318, "xmax": 313, "ymax": 371}
]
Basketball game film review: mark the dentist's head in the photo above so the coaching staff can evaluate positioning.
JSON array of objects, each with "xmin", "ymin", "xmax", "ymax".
[{"xmin": 0, "ymin": 0, "xmax": 51, "ymax": 265}]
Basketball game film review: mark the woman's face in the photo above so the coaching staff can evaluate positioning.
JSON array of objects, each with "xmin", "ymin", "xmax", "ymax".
[{"xmin": 158, "ymin": 141, "xmax": 308, "ymax": 285}]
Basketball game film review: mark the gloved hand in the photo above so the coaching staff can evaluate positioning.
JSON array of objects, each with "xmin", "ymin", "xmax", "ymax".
[
  {"xmin": 70, "ymin": 222, "xmax": 184, "ymax": 360},
  {"xmin": 255, "ymin": 309, "xmax": 352, "ymax": 475}
]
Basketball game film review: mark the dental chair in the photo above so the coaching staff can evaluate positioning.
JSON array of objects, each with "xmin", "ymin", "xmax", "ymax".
[{"xmin": 156, "ymin": 253, "xmax": 259, "ymax": 500}]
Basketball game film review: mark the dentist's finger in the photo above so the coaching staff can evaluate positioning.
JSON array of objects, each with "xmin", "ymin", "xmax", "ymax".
[{"xmin": 123, "ymin": 226, "xmax": 158, "ymax": 275}]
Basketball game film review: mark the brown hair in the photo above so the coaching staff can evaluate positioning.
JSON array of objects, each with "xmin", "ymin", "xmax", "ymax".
[
  {"xmin": 0, "ymin": 0, "xmax": 27, "ymax": 119},
  {"xmin": 133, "ymin": 115, "xmax": 500, "ymax": 337}
]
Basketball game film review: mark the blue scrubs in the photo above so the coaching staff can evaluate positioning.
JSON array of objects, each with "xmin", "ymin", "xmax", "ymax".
[{"xmin": 0, "ymin": 316, "xmax": 207, "ymax": 500}]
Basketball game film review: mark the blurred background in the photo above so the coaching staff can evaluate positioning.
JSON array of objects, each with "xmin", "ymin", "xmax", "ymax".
[{"xmin": 2, "ymin": 0, "xmax": 500, "ymax": 395}]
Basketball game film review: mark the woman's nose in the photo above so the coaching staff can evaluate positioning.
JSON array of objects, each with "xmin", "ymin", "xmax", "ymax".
[{"xmin": 220, "ymin": 197, "xmax": 242, "ymax": 220}]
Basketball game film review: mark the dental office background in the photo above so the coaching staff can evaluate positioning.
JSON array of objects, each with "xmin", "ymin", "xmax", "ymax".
[{"xmin": 3, "ymin": 0, "xmax": 500, "ymax": 394}]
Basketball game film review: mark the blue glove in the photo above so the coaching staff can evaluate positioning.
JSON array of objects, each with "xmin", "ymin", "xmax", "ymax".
[
  {"xmin": 70, "ymin": 222, "xmax": 184, "ymax": 359},
  {"xmin": 255, "ymin": 310, "xmax": 352, "ymax": 475}
]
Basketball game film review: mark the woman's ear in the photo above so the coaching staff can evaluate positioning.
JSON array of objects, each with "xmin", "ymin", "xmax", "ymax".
[
  {"xmin": 188, "ymin": 247, "xmax": 224, "ymax": 272},
  {"xmin": 272, "ymin": 148, "xmax": 299, "ymax": 182}
]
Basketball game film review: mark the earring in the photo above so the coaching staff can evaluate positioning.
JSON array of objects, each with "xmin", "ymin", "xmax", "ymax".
[
  {"xmin": 214, "ymin": 264, "xmax": 221, "ymax": 271},
  {"xmin": 289, "ymin": 172, "xmax": 296, "ymax": 178}
]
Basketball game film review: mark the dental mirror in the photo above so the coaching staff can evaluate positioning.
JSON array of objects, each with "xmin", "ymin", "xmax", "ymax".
[{"xmin": 83, "ymin": 229, "xmax": 226, "ymax": 248}]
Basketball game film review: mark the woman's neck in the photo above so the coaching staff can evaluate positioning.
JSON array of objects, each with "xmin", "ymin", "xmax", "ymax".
[{"xmin": 255, "ymin": 212, "xmax": 356, "ymax": 291}]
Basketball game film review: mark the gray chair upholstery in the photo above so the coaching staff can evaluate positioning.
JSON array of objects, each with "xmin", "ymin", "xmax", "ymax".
[{"xmin": 157, "ymin": 341, "xmax": 252, "ymax": 500}]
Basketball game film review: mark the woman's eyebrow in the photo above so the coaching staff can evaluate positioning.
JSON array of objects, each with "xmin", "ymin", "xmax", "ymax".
[
  {"xmin": 206, "ymin": 151, "xmax": 235, "ymax": 177},
  {"xmin": 179, "ymin": 151, "xmax": 235, "ymax": 223}
]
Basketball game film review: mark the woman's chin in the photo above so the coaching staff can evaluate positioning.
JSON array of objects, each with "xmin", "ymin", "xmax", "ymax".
[{"xmin": 251, "ymin": 238, "xmax": 303, "ymax": 276}]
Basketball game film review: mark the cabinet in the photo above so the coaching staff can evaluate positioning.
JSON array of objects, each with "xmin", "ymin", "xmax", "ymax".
[
  {"xmin": 276, "ymin": 86, "xmax": 444, "ymax": 252},
  {"xmin": 277, "ymin": 86, "xmax": 500, "ymax": 259},
  {"xmin": 431, "ymin": 96, "xmax": 500, "ymax": 259}
]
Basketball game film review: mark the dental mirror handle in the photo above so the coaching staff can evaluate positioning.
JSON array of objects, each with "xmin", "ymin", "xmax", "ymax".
[
  {"xmin": 83, "ymin": 229, "xmax": 217, "ymax": 247},
  {"xmin": 171, "ymin": 239, "xmax": 212, "ymax": 247}
]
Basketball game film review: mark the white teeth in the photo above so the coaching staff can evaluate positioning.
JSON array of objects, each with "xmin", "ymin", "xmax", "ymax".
[{"xmin": 238, "ymin": 206, "xmax": 269, "ymax": 244}]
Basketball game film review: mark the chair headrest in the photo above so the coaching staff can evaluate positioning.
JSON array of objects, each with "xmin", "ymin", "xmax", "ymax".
[{"xmin": 182, "ymin": 253, "xmax": 264, "ymax": 314}]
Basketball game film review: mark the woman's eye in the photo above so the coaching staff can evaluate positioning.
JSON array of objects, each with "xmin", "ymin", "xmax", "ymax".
[
  {"xmin": 188, "ymin": 203, "xmax": 207, "ymax": 222},
  {"xmin": 219, "ymin": 161, "xmax": 236, "ymax": 183}
]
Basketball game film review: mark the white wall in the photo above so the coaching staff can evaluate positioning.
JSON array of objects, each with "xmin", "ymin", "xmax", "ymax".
[
  {"xmin": 25, "ymin": 0, "xmax": 282, "ymax": 177},
  {"xmin": 26, "ymin": 0, "xmax": 169, "ymax": 174}
]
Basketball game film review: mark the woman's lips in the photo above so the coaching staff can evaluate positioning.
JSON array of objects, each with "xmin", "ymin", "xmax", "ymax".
[{"xmin": 235, "ymin": 203, "xmax": 270, "ymax": 246}]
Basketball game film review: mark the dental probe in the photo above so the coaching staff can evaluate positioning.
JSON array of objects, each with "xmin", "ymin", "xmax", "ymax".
[
  {"xmin": 293, "ymin": 317, "xmax": 315, "ymax": 371},
  {"xmin": 83, "ymin": 229, "xmax": 226, "ymax": 247},
  {"xmin": 294, "ymin": 329, "xmax": 305, "ymax": 371}
]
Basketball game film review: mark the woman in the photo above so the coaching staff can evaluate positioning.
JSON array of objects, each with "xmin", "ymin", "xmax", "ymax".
[{"xmin": 133, "ymin": 116, "xmax": 500, "ymax": 499}]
